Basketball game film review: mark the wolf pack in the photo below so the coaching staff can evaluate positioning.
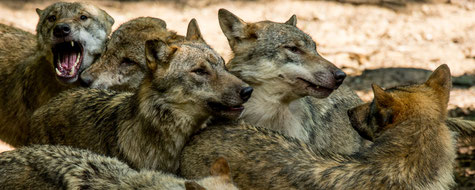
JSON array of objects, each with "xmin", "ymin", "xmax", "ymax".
[{"xmin": 0, "ymin": 2, "xmax": 473, "ymax": 190}]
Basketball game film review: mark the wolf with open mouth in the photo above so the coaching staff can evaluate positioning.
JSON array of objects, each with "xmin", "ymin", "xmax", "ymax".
[
  {"xmin": 0, "ymin": 2, "xmax": 114, "ymax": 147},
  {"xmin": 36, "ymin": 2, "xmax": 114, "ymax": 83}
]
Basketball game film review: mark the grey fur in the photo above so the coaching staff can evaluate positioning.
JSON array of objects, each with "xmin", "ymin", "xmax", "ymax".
[
  {"xmin": 27, "ymin": 20, "xmax": 249, "ymax": 173},
  {"xmin": 81, "ymin": 16, "xmax": 185, "ymax": 91},
  {"xmin": 0, "ymin": 2, "xmax": 113, "ymax": 147},
  {"xmin": 180, "ymin": 65, "xmax": 456, "ymax": 190},
  {"xmin": 218, "ymin": 9, "xmax": 364, "ymax": 154},
  {"xmin": 0, "ymin": 145, "xmax": 238, "ymax": 190}
]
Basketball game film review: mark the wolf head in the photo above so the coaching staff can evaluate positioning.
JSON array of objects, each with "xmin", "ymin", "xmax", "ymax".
[
  {"xmin": 348, "ymin": 64, "xmax": 451, "ymax": 141},
  {"xmin": 81, "ymin": 17, "xmax": 185, "ymax": 91},
  {"xmin": 218, "ymin": 9, "xmax": 345, "ymax": 102},
  {"xmin": 186, "ymin": 157, "xmax": 238, "ymax": 190},
  {"xmin": 144, "ymin": 19, "xmax": 252, "ymax": 119},
  {"xmin": 35, "ymin": 2, "xmax": 114, "ymax": 84}
]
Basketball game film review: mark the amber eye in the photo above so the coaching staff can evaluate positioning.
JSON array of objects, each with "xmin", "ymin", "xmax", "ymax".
[
  {"xmin": 192, "ymin": 68, "xmax": 209, "ymax": 76},
  {"xmin": 80, "ymin": 15, "xmax": 88, "ymax": 20},
  {"xmin": 47, "ymin": 15, "xmax": 56, "ymax": 22}
]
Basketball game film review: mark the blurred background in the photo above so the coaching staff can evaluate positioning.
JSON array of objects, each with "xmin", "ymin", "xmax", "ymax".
[{"xmin": 0, "ymin": 0, "xmax": 473, "ymax": 188}]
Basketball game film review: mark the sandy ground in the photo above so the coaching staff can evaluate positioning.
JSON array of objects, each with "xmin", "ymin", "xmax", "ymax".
[{"xmin": 0, "ymin": 0, "xmax": 473, "ymax": 188}]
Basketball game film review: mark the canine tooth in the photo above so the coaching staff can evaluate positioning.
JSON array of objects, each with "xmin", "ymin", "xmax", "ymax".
[
  {"xmin": 70, "ymin": 66, "xmax": 75, "ymax": 76},
  {"xmin": 74, "ymin": 52, "xmax": 81, "ymax": 66},
  {"xmin": 315, "ymin": 86, "xmax": 319, "ymax": 89},
  {"xmin": 71, "ymin": 41, "xmax": 74, "ymax": 47},
  {"xmin": 55, "ymin": 68, "xmax": 61, "ymax": 75}
]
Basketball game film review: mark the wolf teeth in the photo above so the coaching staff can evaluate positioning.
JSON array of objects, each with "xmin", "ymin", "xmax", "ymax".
[
  {"xmin": 71, "ymin": 41, "xmax": 74, "ymax": 47},
  {"xmin": 70, "ymin": 66, "xmax": 75, "ymax": 76},
  {"xmin": 69, "ymin": 52, "xmax": 81, "ymax": 76},
  {"xmin": 74, "ymin": 52, "xmax": 81, "ymax": 67},
  {"xmin": 55, "ymin": 68, "xmax": 61, "ymax": 75}
]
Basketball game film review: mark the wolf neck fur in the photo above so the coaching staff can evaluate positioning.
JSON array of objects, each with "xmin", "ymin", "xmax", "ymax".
[
  {"xmin": 242, "ymin": 82, "xmax": 310, "ymax": 141},
  {"xmin": 119, "ymin": 77, "xmax": 210, "ymax": 172}
]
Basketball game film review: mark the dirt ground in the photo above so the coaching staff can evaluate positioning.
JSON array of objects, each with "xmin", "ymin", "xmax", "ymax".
[{"xmin": 0, "ymin": 0, "xmax": 473, "ymax": 188}]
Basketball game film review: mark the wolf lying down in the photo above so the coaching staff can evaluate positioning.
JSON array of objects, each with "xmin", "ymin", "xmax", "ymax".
[
  {"xmin": 180, "ymin": 64, "xmax": 456, "ymax": 190},
  {"xmin": 26, "ymin": 19, "xmax": 252, "ymax": 174},
  {"xmin": 81, "ymin": 9, "xmax": 474, "ymax": 156},
  {"xmin": 0, "ymin": 145, "xmax": 238, "ymax": 190}
]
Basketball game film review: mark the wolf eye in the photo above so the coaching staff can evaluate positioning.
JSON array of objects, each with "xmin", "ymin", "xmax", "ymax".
[
  {"xmin": 284, "ymin": 46, "xmax": 302, "ymax": 54},
  {"xmin": 80, "ymin": 15, "xmax": 88, "ymax": 21},
  {"xmin": 47, "ymin": 15, "xmax": 56, "ymax": 22},
  {"xmin": 192, "ymin": 68, "xmax": 209, "ymax": 76}
]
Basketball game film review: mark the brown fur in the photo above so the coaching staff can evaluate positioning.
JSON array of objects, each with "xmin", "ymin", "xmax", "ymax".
[
  {"xmin": 81, "ymin": 17, "xmax": 185, "ymax": 91},
  {"xmin": 217, "ymin": 9, "xmax": 364, "ymax": 154},
  {"xmin": 0, "ymin": 145, "xmax": 238, "ymax": 190},
  {"xmin": 0, "ymin": 23, "xmax": 36, "ymax": 60},
  {"xmin": 27, "ymin": 19, "xmax": 251, "ymax": 173},
  {"xmin": 217, "ymin": 9, "xmax": 472, "ymax": 156},
  {"xmin": 0, "ymin": 2, "xmax": 113, "ymax": 147},
  {"xmin": 180, "ymin": 64, "xmax": 456, "ymax": 190}
]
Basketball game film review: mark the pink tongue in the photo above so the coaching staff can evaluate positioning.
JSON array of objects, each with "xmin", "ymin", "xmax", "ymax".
[{"xmin": 60, "ymin": 52, "xmax": 78, "ymax": 70}]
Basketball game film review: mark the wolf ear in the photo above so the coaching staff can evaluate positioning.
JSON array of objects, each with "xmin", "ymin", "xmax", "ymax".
[
  {"xmin": 285, "ymin": 15, "xmax": 297, "ymax": 26},
  {"xmin": 145, "ymin": 39, "xmax": 177, "ymax": 72},
  {"xmin": 425, "ymin": 64, "xmax": 452, "ymax": 102},
  {"xmin": 210, "ymin": 157, "xmax": 231, "ymax": 181},
  {"xmin": 185, "ymin": 181, "xmax": 205, "ymax": 190},
  {"xmin": 100, "ymin": 9, "xmax": 115, "ymax": 34},
  {"xmin": 186, "ymin": 18, "xmax": 205, "ymax": 42},
  {"xmin": 218, "ymin": 9, "xmax": 251, "ymax": 48},
  {"xmin": 36, "ymin": 8, "xmax": 43, "ymax": 16},
  {"xmin": 372, "ymin": 84, "xmax": 393, "ymax": 107},
  {"xmin": 348, "ymin": 104, "xmax": 375, "ymax": 141}
]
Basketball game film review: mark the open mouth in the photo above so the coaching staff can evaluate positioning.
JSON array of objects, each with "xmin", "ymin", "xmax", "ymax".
[
  {"xmin": 52, "ymin": 41, "xmax": 84, "ymax": 81},
  {"xmin": 297, "ymin": 77, "xmax": 334, "ymax": 93},
  {"xmin": 208, "ymin": 102, "xmax": 245, "ymax": 119}
]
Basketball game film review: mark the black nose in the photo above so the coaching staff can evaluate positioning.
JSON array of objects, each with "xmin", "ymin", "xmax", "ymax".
[
  {"xmin": 53, "ymin": 23, "xmax": 71, "ymax": 38},
  {"xmin": 334, "ymin": 70, "xmax": 346, "ymax": 85},
  {"xmin": 239, "ymin": 87, "xmax": 253, "ymax": 102}
]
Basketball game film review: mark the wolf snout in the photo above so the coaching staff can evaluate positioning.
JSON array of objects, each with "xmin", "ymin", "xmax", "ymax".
[
  {"xmin": 53, "ymin": 23, "xmax": 71, "ymax": 38},
  {"xmin": 333, "ymin": 70, "xmax": 346, "ymax": 86},
  {"xmin": 240, "ymin": 86, "xmax": 253, "ymax": 102}
]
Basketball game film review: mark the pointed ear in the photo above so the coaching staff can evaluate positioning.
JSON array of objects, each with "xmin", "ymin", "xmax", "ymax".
[
  {"xmin": 186, "ymin": 18, "xmax": 205, "ymax": 42},
  {"xmin": 210, "ymin": 157, "xmax": 231, "ymax": 180},
  {"xmin": 218, "ymin": 9, "xmax": 250, "ymax": 48},
  {"xmin": 36, "ymin": 8, "xmax": 43, "ymax": 16},
  {"xmin": 145, "ymin": 39, "xmax": 177, "ymax": 72},
  {"xmin": 348, "ymin": 104, "xmax": 375, "ymax": 141},
  {"xmin": 185, "ymin": 181, "xmax": 206, "ymax": 190},
  {"xmin": 101, "ymin": 10, "xmax": 115, "ymax": 33},
  {"xmin": 372, "ymin": 84, "xmax": 393, "ymax": 107},
  {"xmin": 285, "ymin": 15, "xmax": 297, "ymax": 26},
  {"xmin": 425, "ymin": 64, "xmax": 452, "ymax": 98}
]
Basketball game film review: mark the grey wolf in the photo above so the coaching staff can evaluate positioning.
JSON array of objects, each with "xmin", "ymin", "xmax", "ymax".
[
  {"xmin": 0, "ymin": 2, "xmax": 114, "ymax": 147},
  {"xmin": 218, "ymin": 8, "xmax": 364, "ymax": 154},
  {"xmin": 218, "ymin": 9, "xmax": 473, "ymax": 154},
  {"xmin": 0, "ymin": 145, "xmax": 238, "ymax": 190},
  {"xmin": 180, "ymin": 64, "xmax": 456, "ymax": 190},
  {"xmin": 27, "ymin": 19, "xmax": 252, "ymax": 173},
  {"xmin": 81, "ymin": 16, "xmax": 185, "ymax": 91}
]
